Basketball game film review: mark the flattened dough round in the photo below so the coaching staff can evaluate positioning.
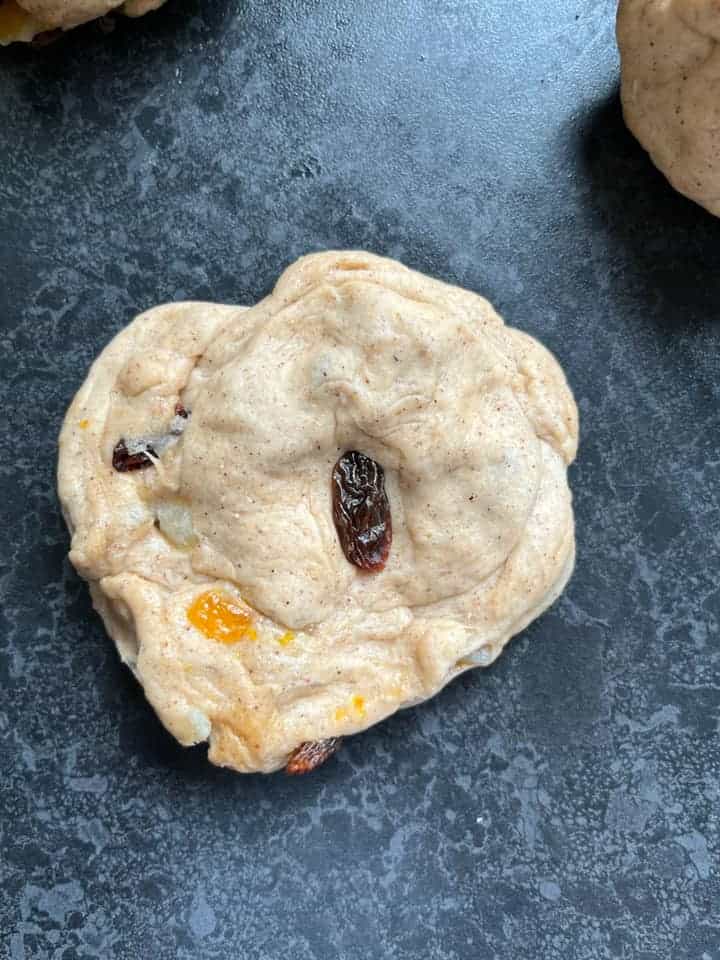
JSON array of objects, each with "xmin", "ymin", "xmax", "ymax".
[
  {"xmin": 58, "ymin": 252, "xmax": 579, "ymax": 774},
  {"xmin": 618, "ymin": 0, "xmax": 720, "ymax": 215}
]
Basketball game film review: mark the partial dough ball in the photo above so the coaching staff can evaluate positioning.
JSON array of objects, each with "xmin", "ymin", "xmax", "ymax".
[
  {"xmin": 0, "ymin": 0, "xmax": 165, "ymax": 43},
  {"xmin": 58, "ymin": 252, "xmax": 579, "ymax": 774},
  {"xmin": 617, "ymin": 0, "xmax": 720, "ymax": 215}
]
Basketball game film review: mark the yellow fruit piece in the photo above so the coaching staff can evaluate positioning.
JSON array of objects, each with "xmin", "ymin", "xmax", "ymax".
[
  {"xmin": 0, "ymin": 1, "xmax": 44, "ymax": 44},
  {"xmin": 78, "ymin": 419, "xmax": 90, "ymax": 430},
  {"xmin": 278, "ymin": 630, "xmax": 295, "ymax": 647},
  {"xmin": 334, "ymin": 697, "xmax": 367, "ymax": 724},
  {"xmin": 187, "ymin": 590, "xmax": 256, "ymax": 645}
]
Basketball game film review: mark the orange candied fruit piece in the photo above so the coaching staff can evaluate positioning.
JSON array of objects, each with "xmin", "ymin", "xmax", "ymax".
[
  {"xmin": 334, "ymin": 696, "xmax": 367, "ymax": 724},
  {"xmin": 187, "ymin": 590, "xmax": 257, "ymax": 644},
  {"xmin": 0, "ymin": 1, "xmax": 42, "ymax": 44}
]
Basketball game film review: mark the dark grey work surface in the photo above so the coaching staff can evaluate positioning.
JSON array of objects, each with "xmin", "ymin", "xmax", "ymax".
[{"xmin": 1, "ymin": 0, "xmax": 719, "ymax": 957}]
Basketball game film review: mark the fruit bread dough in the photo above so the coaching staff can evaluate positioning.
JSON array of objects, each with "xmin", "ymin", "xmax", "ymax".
[
  {"xmin": 58, "ymin": 252, "xmax": 579, "ymax": 774},
  {"xmin": 0, "ymin": 0, "xmax": 165, "ymax": 43},
  {"xmin": 618, "ymin": 0, "xmax": 720, "ymax": 216}
]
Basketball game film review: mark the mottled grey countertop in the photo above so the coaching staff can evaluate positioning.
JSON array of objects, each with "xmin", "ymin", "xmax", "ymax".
[{"xmin": 1, "ymin": 1, "xmax": 719, "ymax": 957}]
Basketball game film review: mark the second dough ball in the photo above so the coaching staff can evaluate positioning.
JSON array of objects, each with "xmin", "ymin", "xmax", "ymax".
[
  {"xmin": 0, "ymin": 0, "xmax": 165, "ymax": 43},
  {"xmin": 617, "ymin": 0, "xmax": 720, "ymax": 216}
]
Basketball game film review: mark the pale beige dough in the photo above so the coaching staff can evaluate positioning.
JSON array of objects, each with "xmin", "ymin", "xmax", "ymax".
[
  {"xmin": 0, "ymin": 0, "xmax": 165, "ymax": 43},
  {"xmin": 618, "ymin": 0, "xmax": 720, "ymax": 215},
  {"xmin": 58, "ymin": 252, "xmax": 579, "ymax": 774}
]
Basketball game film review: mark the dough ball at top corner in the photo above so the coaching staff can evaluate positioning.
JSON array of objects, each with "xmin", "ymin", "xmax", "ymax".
[
  {"xmin": 617, "ymin": 0, "xmax": 720, "ymax": 216},
  {"xmin": 0, "ymin": 0, "xmax": 165, "ymax": 43}
]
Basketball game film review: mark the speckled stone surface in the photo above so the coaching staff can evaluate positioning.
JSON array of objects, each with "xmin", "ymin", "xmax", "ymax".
[{"xmin": 0, "ymin": 1, "xmax": 719, "ymax": 957}]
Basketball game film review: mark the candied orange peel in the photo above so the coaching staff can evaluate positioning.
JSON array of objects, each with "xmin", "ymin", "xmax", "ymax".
[
  {"xmin": 0, "ymin": 1, "xmax": 44, "ymax": 44},
  {"xmin": 187, "ymin": 590, "xmax": 257, "ymax": 644},
  {"xmin": 334, "ymin": 696, "xmax": 367, "ymax": 724}
]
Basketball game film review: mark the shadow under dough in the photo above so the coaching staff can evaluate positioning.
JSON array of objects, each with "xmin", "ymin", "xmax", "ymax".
[
  {"xmin": 578, "ymin": 89, "xmax": 720, "ymax": 334},
  {"xmin": 0, "ymin": 0, "xmax": 239, "ymax": 108}
]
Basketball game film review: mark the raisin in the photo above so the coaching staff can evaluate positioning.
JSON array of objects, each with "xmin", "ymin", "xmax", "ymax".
[
  {"xmin": 112, "ymin": 404, "xmax": 190, "ymax": 472},
  {"xmin": 170, "ymin": 403, "xmax": 191, "ymax": 436},
  {"xmin": 112, "ymin": 440, "xmax": 156, "ymax": 472},
  {"xmin": 286, "ymin": 738, "xmax": 342, "ymax": 775},
  {"xmin": 332, "ymin": 451, "xmax": 392, "ymax": 572}
]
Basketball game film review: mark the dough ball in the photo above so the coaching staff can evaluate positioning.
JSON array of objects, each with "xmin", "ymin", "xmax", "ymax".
[
  {"xmin": 618, "ymin": 0, "xmax": 720, "ymax": 215},
  {"xmin": 0, "ymin": 0, "xmax": 165, "ymax": 43},
  {"xmin": 58, "ymin": 252, "xmax": 579, "ymax": 774}
]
